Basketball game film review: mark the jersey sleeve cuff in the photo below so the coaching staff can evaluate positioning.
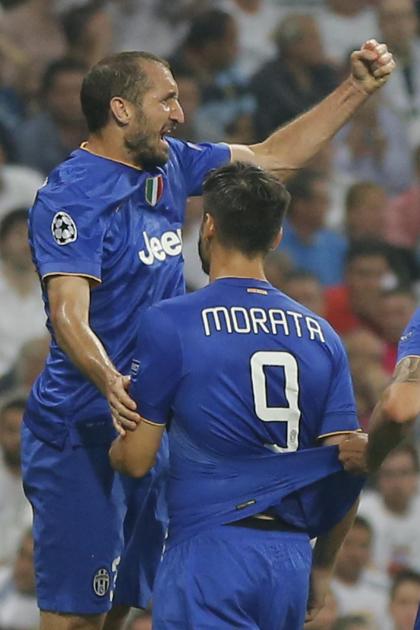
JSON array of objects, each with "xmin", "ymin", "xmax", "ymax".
[
  {"xmin": 40, "ymin": 261, "xmax": 102, "ymax": 283},
  {"xmin": 138, "ymin": 403, "xmax": 168, "ymax": 426}
]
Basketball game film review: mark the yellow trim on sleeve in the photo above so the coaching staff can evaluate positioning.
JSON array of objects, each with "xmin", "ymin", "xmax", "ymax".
[
  {"xmin": 42, "ymin": 271, "xmax": 102, "ymax": 283},
  {"xmin": 140, "ymin": 417, "xmax": 166, "ymax": 428},
  {"xmin": 317, "ymin": 428, "xmax": 363, "ymax": 440}
]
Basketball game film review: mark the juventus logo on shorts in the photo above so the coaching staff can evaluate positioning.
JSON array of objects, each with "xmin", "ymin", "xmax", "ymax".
[{"xmin": 93, "ymin": 568, "xmax": 110, "ymax": 597}]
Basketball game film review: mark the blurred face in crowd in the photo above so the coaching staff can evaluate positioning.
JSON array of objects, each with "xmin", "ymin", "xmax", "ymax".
[
  {"xmin": 334, "ymin": 522, "xmax": 372, "ymax": 583},
  {"xmin": 0, "ymin": 217, "xmax": 33, "ymax": 273},
  {"xmin": 203, "ymin": 16, "xmax": 239, "ymax": 71},
  {"xmin": 378, "ymin": 0, "xmax": 417, "ymax": 57},
  {"xmin": 380, "ymin": 292, "xmax": 416, "ymax": 344},
  {"xmin": 283, "ymin": 276, "xmax": 326, "ymax": 317},
  {"xmin": 278, "ymin": 15, "xmax": 324, "ymax": 67},
  {"xmin": 390, "ymin": 579, "xmax": 420, "ymax": 630},
  {"xmin": 47, "ymin": 69, "xmax": 86, "ymax": 126},
  {"xmin": 175, "ymin": 76, "xmax": 200, "ymax": 125},
  {"xmin": 346, "ymin": 254, "xmax": 391, "ymax": 318},
  {"xmin": 346, "ymin": 187, "xmax": 388, "ymax": 241},
  {"xmin": 0, "ymin": 404, "xmax": 24, "ymax": 471},
  {"xmin": 289, "ymin": 179, "xmax": 329, "ymax": 234},
  {"xmin": 263, "ymin": 251, "xmax": 294, "ymax": 291},
  {"xmin": 121, "ymin": 61, "xmax": 185, "ymax": 168},
  {"xmin": 13, "ymin": 532, "xmax": 35, "ymax": 596},
  {"xmin": 378, "ymin": 450, "xmax": 418, "ymax": 513}
]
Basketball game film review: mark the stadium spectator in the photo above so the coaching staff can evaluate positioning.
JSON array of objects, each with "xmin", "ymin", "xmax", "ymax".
[
  {"xmin": 0, "ymin": 393, "xmax": 32, "ymax": 567},
  {"xmin": 61, "ymin": 1, "xmax": 113, "ymax": 68},
  {"xmin": 358, "ymin": 445, "xmax": 420, "ymax": 575},
  {"xmin": 378, "ymin": 0, "xmax": 420, "ymax": 146},
  {"xmin": 280, "ymin": 170, "xmax": 347, "ymax": 287},
  {"xmin": 14, "ymin": 58, "xmax": 87, "ymax": 175},
  {"xmin": 334, "ymin": 93, "xmax": 414, "ymax": 195},
  {"xmin": 0, "ymin": 128, "xmax": 43, "ymax": 219},
  {"xmin": 325, "ymin": 240, "xmax": 396, "ymax": 335},
  {"xmin": 282, "ymin": 270, "xmax": 326, "ymax": 317},
  {"xmin": 0, "ymin": 208, "xmax": 45, "ymax": 377},
  {"xmin": 343, "ymin": 328, "xmax": 388, "ymax": 428},
  {"xmin": 379, "ymin": 287, "xmax": 417, "ymax": 374},
  {"xmin": 315, "ymin": 0, "xmax": 379, "ymax": 66},
  {"xmin": 171, "ymin": 9, "xmax": 255, "ymax": 141},
  {"xmin": 251, "ymin": 13, "xmax": 339, "ymax": 140},
  {"xmin": 331, "ymin": 516, "xmax": 390, "ymax": 625},
  {"xmin": 0, "ymin": 0, "xmax": 66, "ymax": 102},
  {"xmin": 385, "ymin": 144, "xmax": 420, "ymax": 249},
  {"xmin": 262, "ymin": 250, "xmax": 295, "ymax": 293},
  {"xmin": 385, "ymin": 570, "xmax": 420, "ymax": 630},
  {"xmin": 0, "ymin": 529, "xmax": 38, "ymax": 630},
  {"xmin": 345, "ymin": 181, "xmax": 390, "ymax": 242},
  {"xmin": 171, "ymin": 68, "xmax": 201, "ymax": 142},
  {"xmin": 0, "ymin": 336, "xmax": 49, "ymax": 397}
]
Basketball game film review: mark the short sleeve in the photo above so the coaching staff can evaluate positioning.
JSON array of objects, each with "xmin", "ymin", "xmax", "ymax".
[
  {"xmin": 318, "ymin": 335, "xmax": 359, "ymax": 437},
  {"xmin": 130, "ymin": 306, "xmax": 183, "ymax": 425},
  {"xmin": 29, "ymin": 193, "xmax": 110, "ymax": 282},
  {"xmin": 397, "ymin": 310, "xmax": 420, "ymax": 363},
  {"xmin": 169, "ymin": 138, "xmax": 231, "ymax": 197}
]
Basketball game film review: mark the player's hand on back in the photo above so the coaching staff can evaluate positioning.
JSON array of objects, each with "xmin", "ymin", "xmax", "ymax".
[
  {"xmin": 350, "ymin": 40, "xmax": 395, "ymax": 94},
  {"xmin": 305, "ymin": 567, "xmax": 332, "ymax": 624},
  {"xmin": 106, "ymin": 373, "xmax": 140, "ymax": 436},
  {"xmin": 338, "ymin": 433, "xmax": 369, "ymax": 474}
]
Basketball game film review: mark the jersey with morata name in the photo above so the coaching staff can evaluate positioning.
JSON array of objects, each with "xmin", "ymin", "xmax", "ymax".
[
  {"xmin": 25, "ymin": 138, "xmax": 230, "ymax": 448},
  {"xmin": 130, "ymin": 277, "xmax": 362, "ymax": 545}
]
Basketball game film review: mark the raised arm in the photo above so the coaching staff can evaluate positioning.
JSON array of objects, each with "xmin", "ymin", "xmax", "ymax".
[
  {"xmin": 230, "ymin": 40, "xmax": 395, "ymax": 178},
  {"xmin": 47, "ymin": 275, "xmax": 140, "ymax": 428}
]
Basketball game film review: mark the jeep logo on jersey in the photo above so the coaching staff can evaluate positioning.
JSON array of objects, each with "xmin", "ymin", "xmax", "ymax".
[
  {"xmin": 93, "ymin": 568, "xmax": 110, "ymax": 597},
  {"xmin": 138, "ymin": 229, "xmax": 182, "ymax": 266},
  {"xmin": 145, "ymin": 175, "xmax": 164, "ymax": 206}
]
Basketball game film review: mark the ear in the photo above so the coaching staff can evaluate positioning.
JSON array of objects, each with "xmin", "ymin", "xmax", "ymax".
[
  {"xmin": 109, "ymin": 96, "xmax": 133, "ymax": 126},
  {"xmin": 201, "ymin": 212, "xmax": 216, "ymax": 240},
  {"xmin": 270, "ymin": 227, "xmax": 283, "ymax": 251}
]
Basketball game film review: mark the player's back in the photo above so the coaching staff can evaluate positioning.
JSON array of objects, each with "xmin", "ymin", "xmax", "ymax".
[
  {"xmin": 158, "ymin": 277, "xmax": 354, "ymax": 456},
  {"xmin": 133, "ymin": 277, "xmax": 358, "ymax": 544}
]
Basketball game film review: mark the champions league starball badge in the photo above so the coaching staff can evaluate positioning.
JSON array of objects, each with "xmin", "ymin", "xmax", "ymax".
[{"xmin": 51, "ymin": 211, "xmax": 78, "ymax": 245}]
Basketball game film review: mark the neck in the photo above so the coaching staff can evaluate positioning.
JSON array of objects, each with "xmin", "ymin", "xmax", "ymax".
[
  {"xmin": 83, "ymin": 132, "xmax": 139, "ymax": 169},
  {"xmin": 209, "ymin": 246, "xmax": 267, "ymax": 283}
]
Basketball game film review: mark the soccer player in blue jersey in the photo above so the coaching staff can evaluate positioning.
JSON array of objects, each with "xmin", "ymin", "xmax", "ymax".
[
  {"xmin": 110, "ymin": 162, "xmax": 366, "ymax": 629},
  {"xmin": 339, "ymin": 307, "xmax": 420, "ymax": 628},
  {"xmin": 23, "ymin": 43, "xmax": 394, "ymax": 630}
]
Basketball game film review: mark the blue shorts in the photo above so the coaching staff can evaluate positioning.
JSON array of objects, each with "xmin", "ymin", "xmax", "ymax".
[
  {"xmin": 152, "ymin": 524, "xmax": 312, "ymax": 629},
  {"xmin": 21, "ymin": 424, "xmax": 168, "ymax": 615}
]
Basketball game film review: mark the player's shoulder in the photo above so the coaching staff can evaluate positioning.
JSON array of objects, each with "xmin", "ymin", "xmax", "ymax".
[
  {"xmin": 398, "ymin": 307, "xmax": 420, "ymax": 361},
  {"xmin": 33, "ymin": 148, "xmax": 143, "ymax": 213}
]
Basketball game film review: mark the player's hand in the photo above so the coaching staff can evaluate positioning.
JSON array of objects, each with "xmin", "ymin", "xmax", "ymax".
[
  {"xmin": 338, "ymin": 432, "xmax": 369, "ymax": 474},
  {"xmin": 305, "ymin": 567, "xmax": 331, "ymax": 624},
  {"xmin": 350, "ymin": 40, "xmax": 396, "ymax": 94},
  {"xmin": 106, "ymin": 373, "xmax": 140, "ymax": 436}
]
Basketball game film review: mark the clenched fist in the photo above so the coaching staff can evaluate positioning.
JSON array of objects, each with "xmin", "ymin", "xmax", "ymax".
[{"xmin": 351, "ymin": 39, "xmax": 396, "ymax": 94}]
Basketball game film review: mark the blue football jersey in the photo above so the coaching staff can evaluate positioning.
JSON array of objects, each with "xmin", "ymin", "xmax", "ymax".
[
  {"xmin": 25, "ymin": 138, "xmax": 230, "ymax": 447},
  {"xmin": 398, "ymin": 308, "xmax": 420, "ymax": 363},
  {"xmin": 130, "ymin": 277, "xmax": 360, "ymax": 544}
]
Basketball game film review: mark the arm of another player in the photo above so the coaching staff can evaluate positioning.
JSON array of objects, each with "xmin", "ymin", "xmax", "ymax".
[
  {"xmin": 109, "ymin": 418, "xmax": 165, "ymax": 477},
  {"xmin": 230, "ymin": 40, "xmax": 395, "ymax": 178},
  {"xmin": 339, "ymin": 355, "xmax": 420, "ymax": 473},
  {"xmin": 47, "ymin": 275, "xmax": 140, "ymax": 428}
]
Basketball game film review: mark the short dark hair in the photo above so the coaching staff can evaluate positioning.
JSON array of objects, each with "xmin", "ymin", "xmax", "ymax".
[
  {"xmin": 184, "ymin": 9, "xmax": 233, "ymax": 49},
  {"xmin": 345, "ymin": 239, "xmax": 391, "ymax": 268},
  {"xmin": 41, "ymin": 57, "xmax": 87, "ymax": 96},
  {"xmin": 61, "ymin": 1, "xmax": 103, "ymax": 47},
  {"xmin": 203, "ymin": 162, "xmax": 290, "ymax": 256},
  {"xmin": 80, "ymin": 51, "xmax": 169, "ymax": 133},
  {"xmin": 286, "ymin": 170, "xmax": 326, "ymax": 208},
  {"xmin": 391, "ymin": 569, "xmax": 420, "ymax": 600},
  {"xmin": 345, "ymin": 181, "xmax": 384, "ymax": 211},
  {"xmin": 0, "ymin": 207, "xmax": 28, "ymax": 243}
]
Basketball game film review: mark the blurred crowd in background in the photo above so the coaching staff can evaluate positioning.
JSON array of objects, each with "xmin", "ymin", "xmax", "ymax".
[{"xmin": 0, "ymin": 0, "xmax": 420, "ymax": 628}]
